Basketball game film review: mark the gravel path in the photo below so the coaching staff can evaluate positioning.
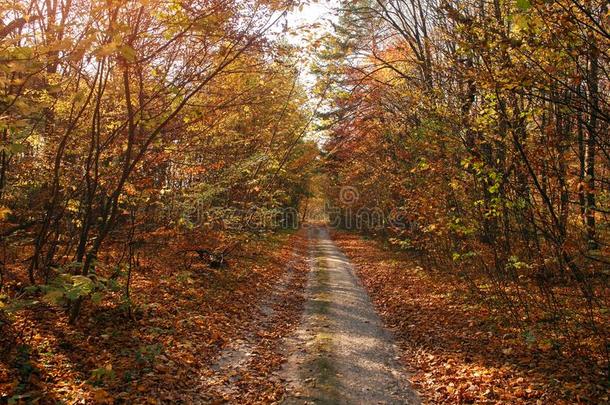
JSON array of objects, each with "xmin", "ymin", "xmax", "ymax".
[{"xmin": 281, "ymin": 226, "xmax": 420, "ymax": 404}]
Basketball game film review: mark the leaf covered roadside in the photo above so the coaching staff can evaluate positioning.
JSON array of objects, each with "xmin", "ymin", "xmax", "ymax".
[
  {"xmin": 331, "ymin": 230, "xmax": 609, "ymax": 404},
  {"xmin": 0, "ymin": 229, "xmax": 309, "ymax": 404}
]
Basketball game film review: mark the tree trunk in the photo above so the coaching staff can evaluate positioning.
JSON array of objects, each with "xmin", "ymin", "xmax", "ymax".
[{"xmin": 584, "ymin": 38, "xmax": 599, "ymax": 250}]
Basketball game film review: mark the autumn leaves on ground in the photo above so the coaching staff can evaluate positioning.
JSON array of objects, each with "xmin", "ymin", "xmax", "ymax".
[
  {"xmin": 1, "ymin": 227, "xmax": 607, "ymax": 403},
  {"xmin": 1, "ymin": 0, "xmax": 609, "ymax": 404}
]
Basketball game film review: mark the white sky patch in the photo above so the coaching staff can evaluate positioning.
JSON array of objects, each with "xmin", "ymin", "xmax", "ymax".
[
  {"xmin": 269, "ymin": 1, "xmax": 339, "ymax": 87},
  {"xmin": 285, "ymin": 1, "xmax": 338, "ymax": 28},
  {"xmin": 268, "ymin": 1, "xmax": 340, "ymax": 144}
]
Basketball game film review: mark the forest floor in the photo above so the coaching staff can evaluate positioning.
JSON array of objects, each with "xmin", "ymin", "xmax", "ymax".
[
  {"xmin": 2, "ymin": 225, "xmax": 609, "ymax": 403},
  {"xmin": 331, "ymin": 230, "xmax": 609, "ymax": 404},
  {"xmin": 1, "ymin": 229, "xmax": 311, "ymax": 404}
]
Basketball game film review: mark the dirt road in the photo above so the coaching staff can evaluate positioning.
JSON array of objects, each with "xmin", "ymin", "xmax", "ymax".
[{"xmin": 281, "ymin": 226, "xmax": 420, "ymax": 404}]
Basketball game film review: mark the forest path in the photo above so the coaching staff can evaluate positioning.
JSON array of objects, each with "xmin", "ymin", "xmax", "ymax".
[{"xmin": 281, "ymin": 226, "xmax": 420, "ymax": 404}]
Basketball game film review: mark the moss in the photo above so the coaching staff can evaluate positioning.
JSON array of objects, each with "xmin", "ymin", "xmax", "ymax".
[{"xmin": 302, "ymin": 252, "xmax": 341, "ymax": 403}]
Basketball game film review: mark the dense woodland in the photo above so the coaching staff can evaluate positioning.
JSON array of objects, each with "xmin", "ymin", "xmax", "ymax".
[
  {"xmin": 0, "ymin": 0, "xmax": 609, "ymax": 403},
  {"xmin": 0, "ymin": 0, "xmax": 316, "ymax": 316},
  {"xmin": 322, "ymin": 0, "xmax": 609, "ymax": 375}
]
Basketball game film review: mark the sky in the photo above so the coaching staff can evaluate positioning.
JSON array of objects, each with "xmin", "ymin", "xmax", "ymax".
[
  {"xmin": 271, "ymin": 1, "xmax": 340, "ymax": 144},
  {"xmin": 284, "ymin": 1, "xmax": 338, "ymax": 28},
  {"xmin": 277, "ymin": 1, "xmax": 339, "ymax": 87}
]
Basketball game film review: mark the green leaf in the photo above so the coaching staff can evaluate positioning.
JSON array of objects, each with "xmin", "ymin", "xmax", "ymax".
[
  {"xmin": 95, "ymin": 42, "xmax": 117, "ymax": 57},
  {"xmin": 64, "ymin": 275, "xmax": 94, "ymax": 300},
  {"xmin": 91, "ymin": 292, "xmax": 104, "ymax": 305},
  {"xmin": 8, "ymin": 143, "xmax": 25, "ymax": 154},
  {"xmin": 516, "ymin": 0, "xmax": 531, "ymax": 11},
  {"xmin": 65, "ymin": 289, "xmax": 81, "ymax": 301},
  {"xmin": 71, "ymin": 275, "xmax": 93, "ymax": 289},
  {"xmin": 118, "ymin": 44, "xmax": 137, "ymax": 62},
  {"xmin": 43, "ymin": 290, "xmax": 65, "ymax": 305}
]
